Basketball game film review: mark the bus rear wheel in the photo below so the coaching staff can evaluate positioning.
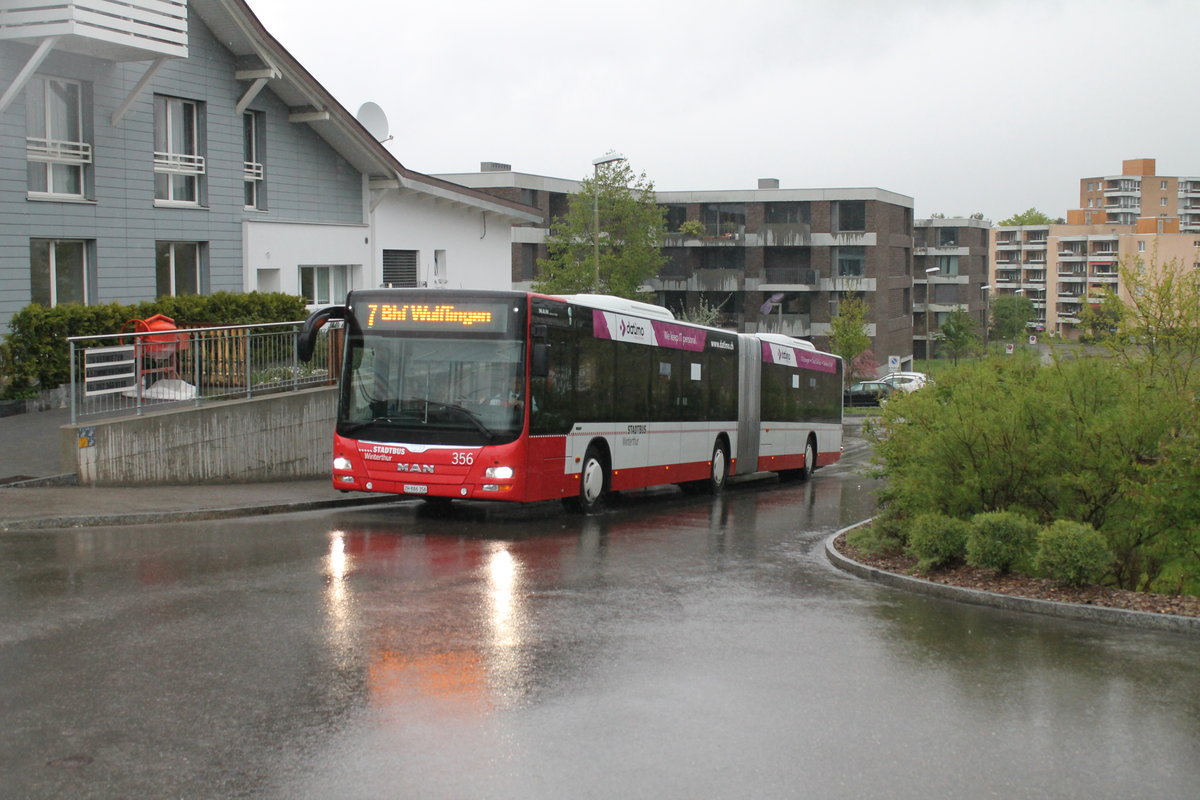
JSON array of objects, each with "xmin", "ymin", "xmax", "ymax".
[
  {"xmin": 704, "ymin": 439, "xmax": 729, "ymax": 494},
  {"xmin": 779, "ymin": 436, "xmax": 816, "ymax": 482}
]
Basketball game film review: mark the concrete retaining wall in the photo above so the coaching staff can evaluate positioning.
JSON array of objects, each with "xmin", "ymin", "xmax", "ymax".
[{"xmin": 62, "ymin": 387, "xmax": 337, "ymax": 485}]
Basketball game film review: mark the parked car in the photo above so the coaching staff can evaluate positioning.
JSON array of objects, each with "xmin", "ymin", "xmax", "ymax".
[
  {"xmin": 843, "ymin": 380, "xmax": 896, "ymax": 407},
  {"xmin": 879, "ymin": 372, "xmax": 930, "ymax": 392}
]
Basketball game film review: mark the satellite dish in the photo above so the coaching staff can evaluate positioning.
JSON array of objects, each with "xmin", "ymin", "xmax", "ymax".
[{"xmin": 356, "ymin": 101, "xmax": 390, "ymax": 142}]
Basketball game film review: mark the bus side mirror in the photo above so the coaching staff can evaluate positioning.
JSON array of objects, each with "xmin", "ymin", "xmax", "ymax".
[
  {"xmin": 297, "ymin": 305, "xmax": 346, "ymax": 361},
  {"xmin": 531, "ymin": 343, "xmax": 550, "ymax": 378}
]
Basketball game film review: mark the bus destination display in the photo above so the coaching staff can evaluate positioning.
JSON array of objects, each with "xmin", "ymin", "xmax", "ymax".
[{"xmin": 361, "ymin": 301, "xmax": 511, "ymax": 333}]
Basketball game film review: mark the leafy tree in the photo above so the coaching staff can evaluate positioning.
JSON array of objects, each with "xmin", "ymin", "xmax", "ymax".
[
  {"xmin": 998, "ymin": 208, "xmax": 1063, "ymax": 226},
  {"xmin": 1076, "ymin": 288, "xmax": 1125, "ymax": 344},
  {"xmin": 677, "ymin": 220, "xmax": 706, "ymax": 238},
  {"xmin": 1097, "ymin": 255, "xmax": 1200, "ymax": 394},
  {"xmin": 828, "ymin": 294, "xmax": 871, "ymax": 384},
  {"xmin": 990, "ymin": 294, "xmax": 1035, "ymax": 341},
  {"xmin": 673, "ymin": 295, "xmax": 726, "ymax": 327},
  {"xmin": 534, "ymin": 157, "xmax": 666, "ymax": 299},
  {"xmin": 938, "ymin": 308, "xmax": 980, "ymax": 364}
]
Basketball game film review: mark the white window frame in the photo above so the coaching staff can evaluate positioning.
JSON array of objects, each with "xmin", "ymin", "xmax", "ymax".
[
  {"xmin": 156, "ymin": 241, "xmax": 202, "ymax": 296},
  {"xmin": 154, "ymin": 96, "xmax": 204, "ymax": 206},
  {"xmin": 26, "ymin": 76, "xmax": 90, "ymax": 200},
  {"xmin": 299, "ymin": 265, "xmax": 349, "ymax": 305},
  {"xmin": 30, "ymin": 238, "xmax": 90, "ymax": 306},
  {"xmin": 243, "ymin": 111, "xmax": 263, "ymax": 210}
]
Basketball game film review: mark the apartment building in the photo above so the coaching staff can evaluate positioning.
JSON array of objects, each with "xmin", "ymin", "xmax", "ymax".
[
  {"xmin": 991, "ymin": 157, "xmax": 1200, "ymax": 338},
  {"xmin": 438, "ymin": 165, "xmax": 919, "ymax": 371},
  {"xmin": 913, "ymin": 218, "xmax": 991, "ymax": 358},
  {"xmin": 0, "ymin": 1, "xmax": 538, "ymax": 330},
  {"xmin": 1077, "ymin": 158, "xmax": 1200, "ymax": 232}
]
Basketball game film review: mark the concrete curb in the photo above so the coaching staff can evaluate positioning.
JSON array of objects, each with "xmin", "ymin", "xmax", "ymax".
[
  {"xmin": 825, "ymin": 520, "xmax": 1200, "ymax": 637},
  {"xmin": 0, "ymin": 495, "xmax": 400, "ymax": 531}
]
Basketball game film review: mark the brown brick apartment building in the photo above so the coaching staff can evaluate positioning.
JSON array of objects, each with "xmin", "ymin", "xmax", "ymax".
[{"xmin": 436, "ymin": 165, "xmax": 921, "ymax": 373}]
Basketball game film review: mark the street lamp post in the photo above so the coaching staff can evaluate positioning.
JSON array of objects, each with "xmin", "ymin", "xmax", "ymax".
[
  {"xmin": 924, "ymin": 266, "xmax": 940, "ymax": 361},
  {"xmin": 591, "ymin": 152, "xmax": 626, "ymax": 292},
  {"xmin": 980, "ymin": 284, "xmax": 991, "ymax": 353}
]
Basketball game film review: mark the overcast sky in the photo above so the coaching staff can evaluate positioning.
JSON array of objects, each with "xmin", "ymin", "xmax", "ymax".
[{"xmin": 245, "ymin": 0, "xmax": 1197, "ymax": 223}]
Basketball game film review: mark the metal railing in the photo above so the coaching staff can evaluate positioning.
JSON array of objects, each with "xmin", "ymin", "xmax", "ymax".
[{"xmin": 68, "ymin": 321, "xmax": 342, "ymax": 423}]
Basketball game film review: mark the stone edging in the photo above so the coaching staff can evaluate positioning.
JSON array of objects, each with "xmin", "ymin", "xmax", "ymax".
[{"xmin": 825, "ymin": 520, "xmax": 1200, "ymax": 637}]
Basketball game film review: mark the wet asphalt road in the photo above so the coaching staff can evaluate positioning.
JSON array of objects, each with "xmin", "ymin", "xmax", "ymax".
[{"xmin": 1, "ymin": 434, "xmax": 1198, "ymax": 799}]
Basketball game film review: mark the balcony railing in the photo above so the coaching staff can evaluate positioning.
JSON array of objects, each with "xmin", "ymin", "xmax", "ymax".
[
  {"xmin": 0, "ymin": 1, "xmax": 189, "ymax": 60},
  {"xmin": 154, "ymin": 151, "xmax": 206, "ymax": 175},
  {"xmin": 762, "ymin": 267, "xmax": 817, "ymax": 285},
  {"xmin": 26, "ymin": 136, "xmax": 93, "ymax": 164},
  {"xmin": 68, "ymin": 321, "xmax": 342, "ymax": 423}
]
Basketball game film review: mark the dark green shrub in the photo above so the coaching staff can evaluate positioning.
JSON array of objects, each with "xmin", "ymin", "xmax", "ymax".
[
  {"xmin": 846, "ymin": 523, "xmax": 904, "ymax": 558},
  {"xmin": 907, "ymin": 513, "xmax": 970, "ymax": 572},
  {"xmin": 967, "ymin": 511, "xmax": 1039, "ymax": 574},
  {"xmin": 0, "ymin": 293, "xmax": 308, "ymax": 399},
  {"xmin": 1035, "ymin": 521, "xmax": 1113, "ymax": 587}
]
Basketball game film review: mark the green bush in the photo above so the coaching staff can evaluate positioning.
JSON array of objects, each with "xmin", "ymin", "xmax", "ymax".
[
  {"xmin": 0, "ymin": 293, "xmax": 309, "ymax": 399},
  {"xmin": 846, "ymin": 520, "xmax": 906, "ymax": 558},
  {"xmin": 1035, "ymin": 521, "xmax": 1113, "ymax": 587},
  {"xmin": 967, "ymin": 511, "xmax": 1039, "ymax": 574},
  {"xmin": 907, "ymin": 513, "xmax": 970, "ymax": 572}
]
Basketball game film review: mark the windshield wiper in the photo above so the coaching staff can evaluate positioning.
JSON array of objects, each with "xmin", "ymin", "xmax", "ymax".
[
  {"xmin": 412, "ymin": 398, "xmax": 496, "ymax": 439},
  {"xmin": 339, "ymin": 415, "xmax": 409, "ymax": 433}
]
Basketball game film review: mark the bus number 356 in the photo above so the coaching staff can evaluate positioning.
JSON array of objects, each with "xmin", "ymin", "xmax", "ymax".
[{"xmin": 452, "ymin": 452, "xmax": 475, "ymax": 466}]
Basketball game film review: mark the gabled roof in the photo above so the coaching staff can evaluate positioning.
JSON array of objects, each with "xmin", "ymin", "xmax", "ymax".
[{"xmin": 191, "ymin": 0, "xmax": 541, "ymax": 224}]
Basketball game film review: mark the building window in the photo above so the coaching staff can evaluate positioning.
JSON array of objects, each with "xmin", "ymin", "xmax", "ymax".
[
  {"xmin": 1160, "ymin": 197, "xmax": 1168, "ymax": 207},
  {"xmin": 31, "ymin": 239, "xmax": 90, "ymax": 306},
  {"xmin": 663, "ymin": 204, "xmax": 688, "ymax": 231},
  {"xmin": 765, "ymin": 202, "xmax": 810, "ymax": 225},
  {"xmin": 699, "ymin": 248, "xmax": 745, "ymax": 270},
  {"xmin": 243, "ymin": 112, "xmax": 264, "ymax": 209},
  {"xmin": 26, "ymin": 76, "xmax": 90, "ymax": 199},
  {"xmin": 834, "ymin": 200, "xmax": 866, "ymax": 232},
  {"xmin": 154, "ymin": 96, "xmax": 204, "ymax": 204},
  {"xmin": 1162, "ymin": 180, "xmax": 1169, "ymax": 190},
  {"xmin": 934, "ymin": 255, "xmax": 959, "ymax": 275},
  {"xmin": 156, "ymin": 241, "xmax": 202, "ymax": 296},
  {"xmin": 835, "ymin": 246, "xmax": 866, "ymax": 277},
  {"xmin": 382, "ymin": 249, "xmax": 419, "ymax": 286},
  {"xmin": 300, "ymin": 265, "xmax": 348, "ymax": 305},
  {"xmin": 938, "ymin": 227, "xmax": 958, "ymax": 247},
  {"xmin": 701, "ymin": 203, "xmax": 745, "ymax": 238},
  {"xmin": 518, "ymin": 244, "xmax": 538, "ymax": 281},
  {"xmin": 1138, "ymin": 240, "xmax": 1146, "ymax": 253}
]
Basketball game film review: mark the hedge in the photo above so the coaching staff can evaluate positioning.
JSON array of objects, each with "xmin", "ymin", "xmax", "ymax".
[{"xmin": 0, "ymin": 293, "xmax": 309, "ymax": 399}]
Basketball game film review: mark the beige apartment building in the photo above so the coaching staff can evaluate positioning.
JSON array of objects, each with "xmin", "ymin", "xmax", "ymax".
[
  {"xmin": 1076, "ymin": 158, "xmax": 1200, "ymax": 232},
  {"xmin": 992, "ymin": 158, "xmax": 1200, "ymax": 339}
]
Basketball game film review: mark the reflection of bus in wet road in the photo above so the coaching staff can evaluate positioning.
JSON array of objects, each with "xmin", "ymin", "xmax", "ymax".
[{"xmin": 299, "ymin": 290, "xmax": 842, "ymax": 512}]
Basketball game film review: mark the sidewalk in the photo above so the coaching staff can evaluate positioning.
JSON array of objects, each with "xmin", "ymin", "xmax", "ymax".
[{"xmin": 0, "ymin": 407, "xmax": 395, "ymax": 531}]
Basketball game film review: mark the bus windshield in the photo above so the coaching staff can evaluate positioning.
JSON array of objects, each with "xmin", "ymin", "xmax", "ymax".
[{"xmin": 339, "ymin": 334, "xmax": 526, "ymax": 446}]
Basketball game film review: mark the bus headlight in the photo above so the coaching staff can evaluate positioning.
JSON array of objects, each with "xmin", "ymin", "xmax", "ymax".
[
  {"xmin": 485, "ymin": 466, "xmax": 514, "ymax": 480},
  {"xmin": 333, "ymin": 456, "xmax": 353, "ymax": 471}
]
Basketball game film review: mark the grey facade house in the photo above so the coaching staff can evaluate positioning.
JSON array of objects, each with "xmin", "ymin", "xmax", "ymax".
[{"xmin": 0, "ymin": 0, "xmax": 538, "ymax": 331}]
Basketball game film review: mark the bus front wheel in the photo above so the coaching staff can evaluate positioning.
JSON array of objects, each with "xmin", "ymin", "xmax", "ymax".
[{"xmin": 577, "ymin": 446, "xmax": 608, "ymax": 514}]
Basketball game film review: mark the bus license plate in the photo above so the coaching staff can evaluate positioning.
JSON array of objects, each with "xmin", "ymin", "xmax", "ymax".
[{"xmin": 403, "ymin": 484, "xmax": 428, "ymax": 494}]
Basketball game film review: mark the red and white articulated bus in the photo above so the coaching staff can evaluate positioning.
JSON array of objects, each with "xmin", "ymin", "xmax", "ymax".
[{"xmin": 298, "ymin": 289, "xmax": 842, "ymax": 512}]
